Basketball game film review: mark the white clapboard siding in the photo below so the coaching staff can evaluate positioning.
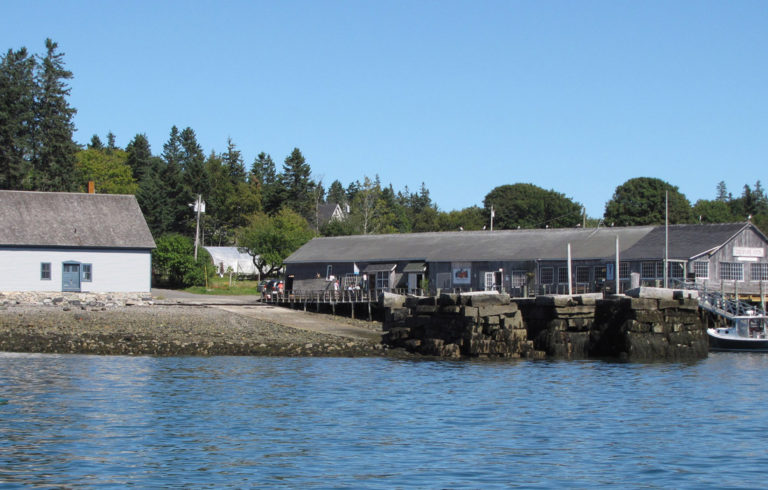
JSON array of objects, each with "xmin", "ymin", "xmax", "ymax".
[{"xmin": 0, "ymin": 249, "xmax": 152, "ymax": 292}]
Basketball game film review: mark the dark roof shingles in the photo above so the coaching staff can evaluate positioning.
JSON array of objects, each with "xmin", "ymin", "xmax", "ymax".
[{"xmin": 0, "ymin": 191, "xmax": 156, "ymax": 249}]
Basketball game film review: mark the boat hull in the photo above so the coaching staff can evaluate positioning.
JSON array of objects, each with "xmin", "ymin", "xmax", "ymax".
[{"xmin": 708, "ymin": 329, "xmax": 768, "ymax": 352}]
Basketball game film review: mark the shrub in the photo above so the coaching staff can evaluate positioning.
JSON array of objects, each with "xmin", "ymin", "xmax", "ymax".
[{"xmin": 152, "ymin": 234, "xmax": 212, "ymax": 288}]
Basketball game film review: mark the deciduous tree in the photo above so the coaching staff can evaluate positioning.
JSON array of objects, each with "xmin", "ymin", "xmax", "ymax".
[{"xmin": 604, "ymin": 177, "xmax": 693, "ymax": 226}]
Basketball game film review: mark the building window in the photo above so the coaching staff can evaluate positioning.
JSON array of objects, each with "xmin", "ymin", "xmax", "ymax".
[
  {"xmin": 594, "ymin": 265, "xmax": 607, "ymax": 282},
  {"xmin": 540, "ymin": 267, "xmax": 554, "ymax": 285},
  {"xmin": 576, "ymin": 266, "xmax": 590, "ymax": 283},
  {"xmin": 557, "ymin": 267, "xmax": 569, "ymax": 284},
  {"xmin": 751, "ymin": 263, "xmax": 768, "ymax": 281},
  {"xmin": 668, "ymin": 262, "xmax": 684, "ymax": 279},
  {"xmin": 694, "ymin": 261, "xmax": 709, "ymax": 279},
  {"xmin": 619, "ymin": 262, "xmax": 630, "ymax": 279},
  {"xmin": 510, "ymin": 271, "xmax": 526, "ymax": 288},
  {"xmin": 376, "ymin": 270, "xmax": 389, "ymax": 290},
  {"xmin": 326, "ymin": 265, "xmax": 333, "ymax": 279},
  {"xmin": 720, "ymin": 262, "xmax": 744, "ymax": 281},
  {"xmin": 41, "ymin": 262, "xmax": 51, "ymax": 280},
  {"xmin": 642, "ymin": 261, "xmax": 662, "ymax": 279},
  {"xmin": 82, "ymin": 263, "xmax": 93, "ymax": 282}
]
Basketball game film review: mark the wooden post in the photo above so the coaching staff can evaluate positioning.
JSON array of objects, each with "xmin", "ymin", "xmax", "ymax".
[
  {"xmin": 368, "ymin": 301, "xmax": 372, "ymax": 321},
  {"xmin": 351, "ymin": 302, "xmax": 355, "ymax": 319}
]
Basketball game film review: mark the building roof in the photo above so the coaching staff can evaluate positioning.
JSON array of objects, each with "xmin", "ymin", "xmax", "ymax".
[
  {"xmin": 285, "ymin": 222, "xmax": 755, "ymax": 264},
  {"xmin": 316, "ymin": 203, "xmax": 343, "ymax": 225},
  {"xmin": 622, "ymin": 222, "xmax": 749, "ymax": 260},
  {"xmin": 0, "ymin": 190, "xmax": 156, "ymax": 249}
]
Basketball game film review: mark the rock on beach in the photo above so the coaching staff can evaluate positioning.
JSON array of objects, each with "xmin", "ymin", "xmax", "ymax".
[{"xmin": 0, "ymin": 305, "xmax": 388, "ymax": 357}]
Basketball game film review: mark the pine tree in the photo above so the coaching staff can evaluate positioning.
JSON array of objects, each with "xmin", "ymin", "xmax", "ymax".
[
  {"xmin": 31, "ymin": 39, "xmax": 78, "ymax": 191},
  {"xmin": 88, "ymin": 134, "xmax": 104, "ymax": 150},
  {"xmin": 106, "ymin": 131, "xmax": 117, "ymax": 153},
  {"xmin": 222, "ymin": 137, "xmax": 246, "ymax": 184},
  {"xmin": 327, "ymin": 180, "xmax": 346, "ymax": 206},
  {"xmin": 161, "ymin": 126, "xmax": 191, "ymax": 233},
  {"xmin": 252, "ymin": 152, "xmax": 281, "ymax": 215},
  {"xmin": 125, "ymin": 133, "xmax": 152, "ymax": 182},
  {"xmin": 280, "ymin": 147, "xmax": 315, "ymax": 220},
  {"xmin": 716, "ymin": 181, "xmax": 729, "ymax": 202},
  {"xmin": 179, "ymin": 127, "xmax": 207, "ymax": 196},
  {"xmin": 0, "ymin": 47, "xmax": 36, "ymax": 189}
]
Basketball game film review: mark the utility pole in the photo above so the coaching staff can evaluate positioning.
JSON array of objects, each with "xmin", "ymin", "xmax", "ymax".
[
  {"xmin": 490, "ymin": 205, "xmax": 495, "ymax": 231},
  {"xmin": 191, "ymin": 194, "xmax": 206, "ymax": 261}
]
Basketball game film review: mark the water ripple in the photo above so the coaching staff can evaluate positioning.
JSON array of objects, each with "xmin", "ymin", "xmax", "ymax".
[{"xmin": 1, "ymin": 352, "xmax": 767, "ymax": 487}]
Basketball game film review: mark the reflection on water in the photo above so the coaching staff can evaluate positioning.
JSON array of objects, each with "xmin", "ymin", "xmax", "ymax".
[{"xmin": 1, "ymin": 352, "xmax": 767, "ymax": 487}]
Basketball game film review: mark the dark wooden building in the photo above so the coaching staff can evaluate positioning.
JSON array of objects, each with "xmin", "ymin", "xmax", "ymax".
[{"xmin": 284, "ymin": 222, "xmax": 768, "ymax": 297}]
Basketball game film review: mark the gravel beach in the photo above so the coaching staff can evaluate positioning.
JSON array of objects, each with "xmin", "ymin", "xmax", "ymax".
[{"xmin": 0, "ymin": 303, "xmax": 391, "ymax": 357}]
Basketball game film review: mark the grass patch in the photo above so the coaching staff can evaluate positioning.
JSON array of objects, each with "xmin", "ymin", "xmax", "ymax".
[{"xmin": 184, "ymin": 276, "xmax": 264, "ymax": 296}]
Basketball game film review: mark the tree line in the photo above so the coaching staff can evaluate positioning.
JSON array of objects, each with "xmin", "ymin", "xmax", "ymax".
[{"xmin": 2, "ymin": 40, "xmax": 765, "ymax": 286}]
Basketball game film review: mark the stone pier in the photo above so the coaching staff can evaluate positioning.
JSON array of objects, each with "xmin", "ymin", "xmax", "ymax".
[{"xmin": 381, "ymin": 289, "xmax": 707, "ymax": 361}]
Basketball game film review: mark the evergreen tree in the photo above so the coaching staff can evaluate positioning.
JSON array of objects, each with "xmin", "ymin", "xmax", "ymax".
[
  {"xmin": 161, "ymin": 126, "xmax": 191, "ymax": 233},
  {"xmin": 0, "ymin": 47, "xmax": 36, "ymax": 189},
  {"xmin": 327, "ymin": 179, "xmax": 346, "ymax": 206},
  {"xmin": 222, "ymin": 137, "xmax": 246, "ymax": 184},
  {"xmin": 125, "ymin": 133, "xmax": 152, "ymax": 182},
  {"xmin": 280, "ymin": 147, "xmax": 314, "ymax": 219},
  {"xmin": 716, "ymin": 181, "xmax": 729, "ymax": 202},
  {"xmin": 30, "ymin": 39, "xmax": 79, "ymax": 191},
  {"xmin": 106, "ymin": 131, "xmax": 117, "ymax": 153},
  {"xmin": 251, "ymin": 152, "xmax": 281, "ymax": 215},
  {"xmin": 179, "ymin": 127, "xmax": 207, "ymax": 196},
  {"xmin": 88, "ymin": 134, "xmax": 104, "ymax": 150},
  {"xmin": 137, "ymin": 157, "xmax": 173, "ymax": 237}
]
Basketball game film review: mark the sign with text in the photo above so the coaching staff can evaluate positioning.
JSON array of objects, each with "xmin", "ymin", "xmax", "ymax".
[{"xmin": 733, "ymin": 247, "xmax": 764, "ymax": 258}]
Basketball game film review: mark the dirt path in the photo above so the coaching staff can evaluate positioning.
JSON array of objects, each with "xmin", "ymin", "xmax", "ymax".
[{"xmin": 152, "ymin": 289, "xmax": 383, "ymax": 342}]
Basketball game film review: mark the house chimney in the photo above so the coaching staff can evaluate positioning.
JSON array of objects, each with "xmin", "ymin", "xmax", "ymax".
[{"xmin": 88, "ymin": 181, "xmax": 95, "ymax": 194}]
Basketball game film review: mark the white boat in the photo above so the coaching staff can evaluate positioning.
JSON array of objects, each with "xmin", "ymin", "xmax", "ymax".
[{"xmin": 707, "ymin": 315, "xmax": 768, "ymax": 352}]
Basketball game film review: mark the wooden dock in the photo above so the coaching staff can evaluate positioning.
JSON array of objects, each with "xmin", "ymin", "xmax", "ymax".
[{"xmin": 261, "ymin": 289, "xmax": 378, "ymax": 320}]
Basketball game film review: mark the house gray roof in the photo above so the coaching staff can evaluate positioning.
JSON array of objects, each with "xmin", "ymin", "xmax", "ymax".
[
  {"xmin": 285, "ymin": 223, "xmax": 754, "ymax": 264},
  {"xmin": 317, "ymin": 203, "xmax": 343, "ymax": 225},
  {"xmin": 0, "ymin": 190, "xmax": 156, "ymax": 249}
]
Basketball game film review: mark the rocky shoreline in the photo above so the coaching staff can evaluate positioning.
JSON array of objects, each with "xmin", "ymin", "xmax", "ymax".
[{"xmin": 0, "ymin": 304, "xmax": 391, "ymax": 357}]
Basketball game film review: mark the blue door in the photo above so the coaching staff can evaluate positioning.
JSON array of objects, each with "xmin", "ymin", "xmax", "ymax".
[{"xmin": 62, "ymin": 263, "xmax": 81, "ymax": 292}]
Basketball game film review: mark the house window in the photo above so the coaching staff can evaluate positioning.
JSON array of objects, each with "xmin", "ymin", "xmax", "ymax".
[
  {"xmin": 540, "ymin": 267, "xmax": 554, "ymax": 284},
  {"xmin": 642, "ymin": 261, "xmax": 662, "ymax": 279},
  {"xmin": 41, "ymin": 262, "xmax": 51, "ymax": 280},
  {"xmin": 375, "ymin": 270, "xmax": 389, "ymax": 290},
  {"xmin": 326, "ymin": 265, "xmax": 333, "ymax": 279},
  {"xmin": 82, "ymin": 263, "xmax": 93, "ymax": 282},
  {"xmin": 720, "ymin": 262, "xmax": 744, "ymax": 281},
  {"xmin": 751, "ymin": 263, "xmax": 768, "ymax": 281},
  {"xmin": 576, "ymin": 266, "xmax": 590, "ymax": 283},
  {"xmin": 557, "ymin": 267, "xmax": 569, "ymax": 284},
  {"xmin": 694, "ymin": 261, "xmax": 709, "ymax": 279},
  {"xmin": 619, "ymin": 262, "xmax": 630, "ymax": 279}
]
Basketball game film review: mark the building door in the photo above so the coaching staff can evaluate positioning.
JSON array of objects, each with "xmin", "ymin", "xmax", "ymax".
[
  {"xmin": 62, "ymin": 263, "xmax": 81, "ymax": 292},
  {"xmin": 484, "ymin": 272, "xmax": 496, "ymax": 291}
]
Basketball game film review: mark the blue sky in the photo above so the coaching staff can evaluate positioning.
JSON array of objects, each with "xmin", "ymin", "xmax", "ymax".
[{"xmin": 3, "ymin": 0, "xmax": 767, "ymax": 218}]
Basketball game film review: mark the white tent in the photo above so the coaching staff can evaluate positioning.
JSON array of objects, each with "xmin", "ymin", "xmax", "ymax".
[{"xmin": 204, "ymin": 247, "xmax": 260, "ymax": 276}]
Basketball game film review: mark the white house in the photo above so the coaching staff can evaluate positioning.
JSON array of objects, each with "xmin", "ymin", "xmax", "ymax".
[{"xmin": 0, "ymin": 190, "xmax": 156, "ymax": 293}]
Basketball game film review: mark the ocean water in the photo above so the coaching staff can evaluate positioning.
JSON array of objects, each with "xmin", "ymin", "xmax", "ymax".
[{"xmin": 0, "ymin": 352, "xmax": 767, "ymax": 488}]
